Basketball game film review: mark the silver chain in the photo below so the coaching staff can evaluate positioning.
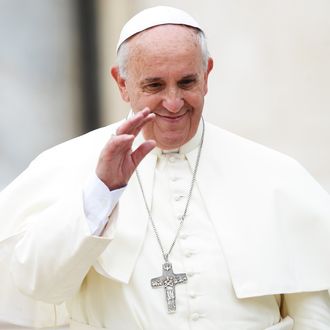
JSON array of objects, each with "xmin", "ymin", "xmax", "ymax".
[{"xmin": 135, "ymin": 119, "xmax": 205, "ymax": 263}]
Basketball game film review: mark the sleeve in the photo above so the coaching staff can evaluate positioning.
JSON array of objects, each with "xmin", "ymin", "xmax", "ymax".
[
  {"xmin": 0, "ymin": 160, "xmax": 74, "ymax": 327},
  {"xmin": 83, "ymin": 173, "xmax": 125, "ymax": 235},
  {"xmin": 10, "ymin": 186, "xmax": 111, "ymax": 304},
  {"xmin": 282, "ymin": 291, "xmax": 330, "ymax": 329},
  {"xmin": 0, "ymin": 150, "xmax": 112, "ymax": 305}
]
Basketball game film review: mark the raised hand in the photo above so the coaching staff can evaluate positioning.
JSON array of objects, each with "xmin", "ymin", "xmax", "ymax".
[{"xmin": 96, "ymin": 108, "xmax": 156, "ymax": 190}]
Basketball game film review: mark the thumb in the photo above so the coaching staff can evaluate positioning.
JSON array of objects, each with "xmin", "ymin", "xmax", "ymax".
[{"xmin": 131, "ymin": 140, "xmax": 156, "ymax": 167}]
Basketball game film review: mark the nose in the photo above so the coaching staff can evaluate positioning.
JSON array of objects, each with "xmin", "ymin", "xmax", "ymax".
[{"xmin": 162, "ymin": 88, "xmax": 184, "ymax": 113}]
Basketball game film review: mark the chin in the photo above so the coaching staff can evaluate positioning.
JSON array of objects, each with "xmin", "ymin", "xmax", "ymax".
[{"xmin": 157, "ymin": 134, "xmax": 189, "ymax": 150}]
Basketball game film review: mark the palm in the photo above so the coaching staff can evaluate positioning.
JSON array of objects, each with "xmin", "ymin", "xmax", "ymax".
[{"xmin": 96, "ymin": 109, "xmax": 156, "ymax": 190}]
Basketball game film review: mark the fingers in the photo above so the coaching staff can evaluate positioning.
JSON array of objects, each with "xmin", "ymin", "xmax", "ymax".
[
  {"xmin": 96, "ymin": 134, "xmax": 135, "ymax": 189},
  {"xmin": 131, "ymin": 140, "xmax": 156, "ymax": 167},
  {"xmin": 101, "ymin": 134, "xmax": 134, "ymax": 161},
  {"xmin": 116, "ymin": 108, "xmax": 155, "ymax": 137}
]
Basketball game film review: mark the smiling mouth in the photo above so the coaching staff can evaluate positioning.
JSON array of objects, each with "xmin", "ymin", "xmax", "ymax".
[{"xmin": 155, "ymin": 112, "xmax": 187, "ymax": 120}]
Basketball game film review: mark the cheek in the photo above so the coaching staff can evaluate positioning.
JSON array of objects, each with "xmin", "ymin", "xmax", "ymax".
[
  {"xmin": 133, "ymin": 95, "xmax": 163, "ymax": 113},
  {"xmin": 186, "ymin": 91, "xmax": 204, "ymax": 111},
  {"xmin": 141, "ymin": 120, "xmax": 156, "ymax": 140},
  {"xmin": 126, "ymin": 91, "xmax": 145, "ymax": 111}
]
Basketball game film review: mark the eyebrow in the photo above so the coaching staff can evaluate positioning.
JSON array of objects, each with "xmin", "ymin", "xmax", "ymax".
[
  {"xmin": 141, "ymin": 74, "xmax": 198, "ymax": 84},
  {"xmin": 179, "ymin": 74, "xmax": 198, "ymax": 81},
  {"xmin": 141, "ymin": 77, "xmax": 163, "ymax": 84}
]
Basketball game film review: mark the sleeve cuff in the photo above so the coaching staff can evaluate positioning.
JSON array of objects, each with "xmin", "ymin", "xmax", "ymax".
[{"xmin": 83, "ymin": 173, "xmax": 125, "ymax": 235}]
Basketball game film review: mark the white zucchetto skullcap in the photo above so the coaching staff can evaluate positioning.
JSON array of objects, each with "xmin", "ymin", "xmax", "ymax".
[{"xmin": 116, "ymin": 6, "xmax": 202, "ymax": 52}]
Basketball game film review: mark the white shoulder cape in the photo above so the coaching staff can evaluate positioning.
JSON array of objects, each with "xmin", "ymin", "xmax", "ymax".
[{"xmin": 0, "ymin": 121, "xmax": 329, "ymax": 327}]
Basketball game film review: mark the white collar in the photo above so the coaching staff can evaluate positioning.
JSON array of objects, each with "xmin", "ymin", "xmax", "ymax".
[{"xmin": 151, "ymin": 120, "xmax": 203, "ymax": 157}]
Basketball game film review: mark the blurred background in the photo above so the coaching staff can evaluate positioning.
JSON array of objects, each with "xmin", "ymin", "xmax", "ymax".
[
  {"xmin": 1, "ymin": 0, "xmax": 329, "ymax": 194},
  {"xmin": 0, "ymin": 1, "xmax": 329, "ymax": 328}
]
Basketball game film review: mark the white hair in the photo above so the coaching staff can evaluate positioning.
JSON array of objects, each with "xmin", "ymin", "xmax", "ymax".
[{"xmin": 116, "ymin": 27, "xmax": 210, "ymax": 79}]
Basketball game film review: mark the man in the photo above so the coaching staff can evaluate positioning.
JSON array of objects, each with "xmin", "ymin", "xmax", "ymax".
[{"xmin": 1, "ymin": 6, "xmax": 330, "ymax": 330}]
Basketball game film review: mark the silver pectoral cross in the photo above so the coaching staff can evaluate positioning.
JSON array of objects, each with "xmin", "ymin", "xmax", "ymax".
[{"xmin": 151, "ymin": 262, "xmax": 188, "ymax": 313}]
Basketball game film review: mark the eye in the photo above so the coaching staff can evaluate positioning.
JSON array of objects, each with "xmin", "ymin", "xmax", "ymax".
[
  {"xmin": 178, "ymin": 78, "xmax": 197, "ymax": 89},
  {"xmin": 142, "ymin": 81, "xmax": 164, "ymax": 93}
]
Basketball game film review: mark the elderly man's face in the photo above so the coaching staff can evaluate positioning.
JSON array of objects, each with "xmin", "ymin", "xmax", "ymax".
[{"xmin": 112, "ymin": 25, "xmax": 213, "ymax": 149}]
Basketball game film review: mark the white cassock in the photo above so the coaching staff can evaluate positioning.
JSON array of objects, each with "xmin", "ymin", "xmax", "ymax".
[{"xmin": 0, "ymin": 120, "xmax": 330, "ymax": 329}]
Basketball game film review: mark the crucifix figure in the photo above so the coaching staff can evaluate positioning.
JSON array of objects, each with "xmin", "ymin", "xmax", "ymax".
[{"xmin": 151, "ymin": 262, "xmax": 188, "ymax": 313}]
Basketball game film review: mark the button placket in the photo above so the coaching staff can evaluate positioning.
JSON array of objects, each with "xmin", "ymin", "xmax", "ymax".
[
  {"xmin": 179, "ymin": 233, "xmax": 189, "ymax": 240},
  {"xmin": 189, "ymin": 291, "xmax": 197, "ymax": 299},
  {"xmin": 191, "ymin": 312, "xmax": 200, "ymax": 321},
  {"xmin": 187, "ymin": 271, "xmax": 195, "ymax": 278},
  {"xmin": 169, "ymin": 164, "xmax": 190, "ymax": 221},
  {"xmin": 170, "ymin": 176, "xmax": 179, "ymax": 182},
  {"xmin": 166, "ymin": 153, "xmax": 203, "ymax": 319},
  {"xmin": 174, "ymin": 194, "xmax": 184, "ymax": 202},
  {"xmin": 168, "ymin": 155, "xmax": 177, "ymax": 163}
]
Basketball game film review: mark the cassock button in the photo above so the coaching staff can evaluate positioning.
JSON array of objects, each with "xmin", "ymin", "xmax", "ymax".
[
  {"xmin": 174, "ymin": 195, "xmax": 183, "ymax": 202},
  {"xmin": 191, "ymin": 313, "xmax": 200, "ymax": 321},
  {"xmin": 185, "ymin": 250, "xmax": 193, "ymax": 258},
  {"xmin": 189, "ymin": 291, "xmax": 197, "ymax": 299}
]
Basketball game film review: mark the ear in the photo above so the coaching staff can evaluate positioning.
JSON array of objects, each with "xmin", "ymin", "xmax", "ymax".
[
  {"xmin": 111, "ymin": 66, "xmax": 130, "ymax": 102},
  {"xmin": 203, "ymin": 57, "xmax": 214, "ymax": 95}
]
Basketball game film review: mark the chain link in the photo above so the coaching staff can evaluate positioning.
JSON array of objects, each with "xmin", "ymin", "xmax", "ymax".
[{"xmin": 135, "ymin": 118, "xmax": 205, "ymax": 263}]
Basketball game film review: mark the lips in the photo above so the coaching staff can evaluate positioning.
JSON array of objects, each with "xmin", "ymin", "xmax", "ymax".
[{"xmin": 155, "ymin": 112, "xmax": 187, "ymax": 121}]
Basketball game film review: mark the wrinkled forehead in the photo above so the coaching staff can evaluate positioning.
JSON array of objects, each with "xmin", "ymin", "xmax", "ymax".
[{"xmin": 124, "ymin": 25, "xmax": 204, "ymax": 79}]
